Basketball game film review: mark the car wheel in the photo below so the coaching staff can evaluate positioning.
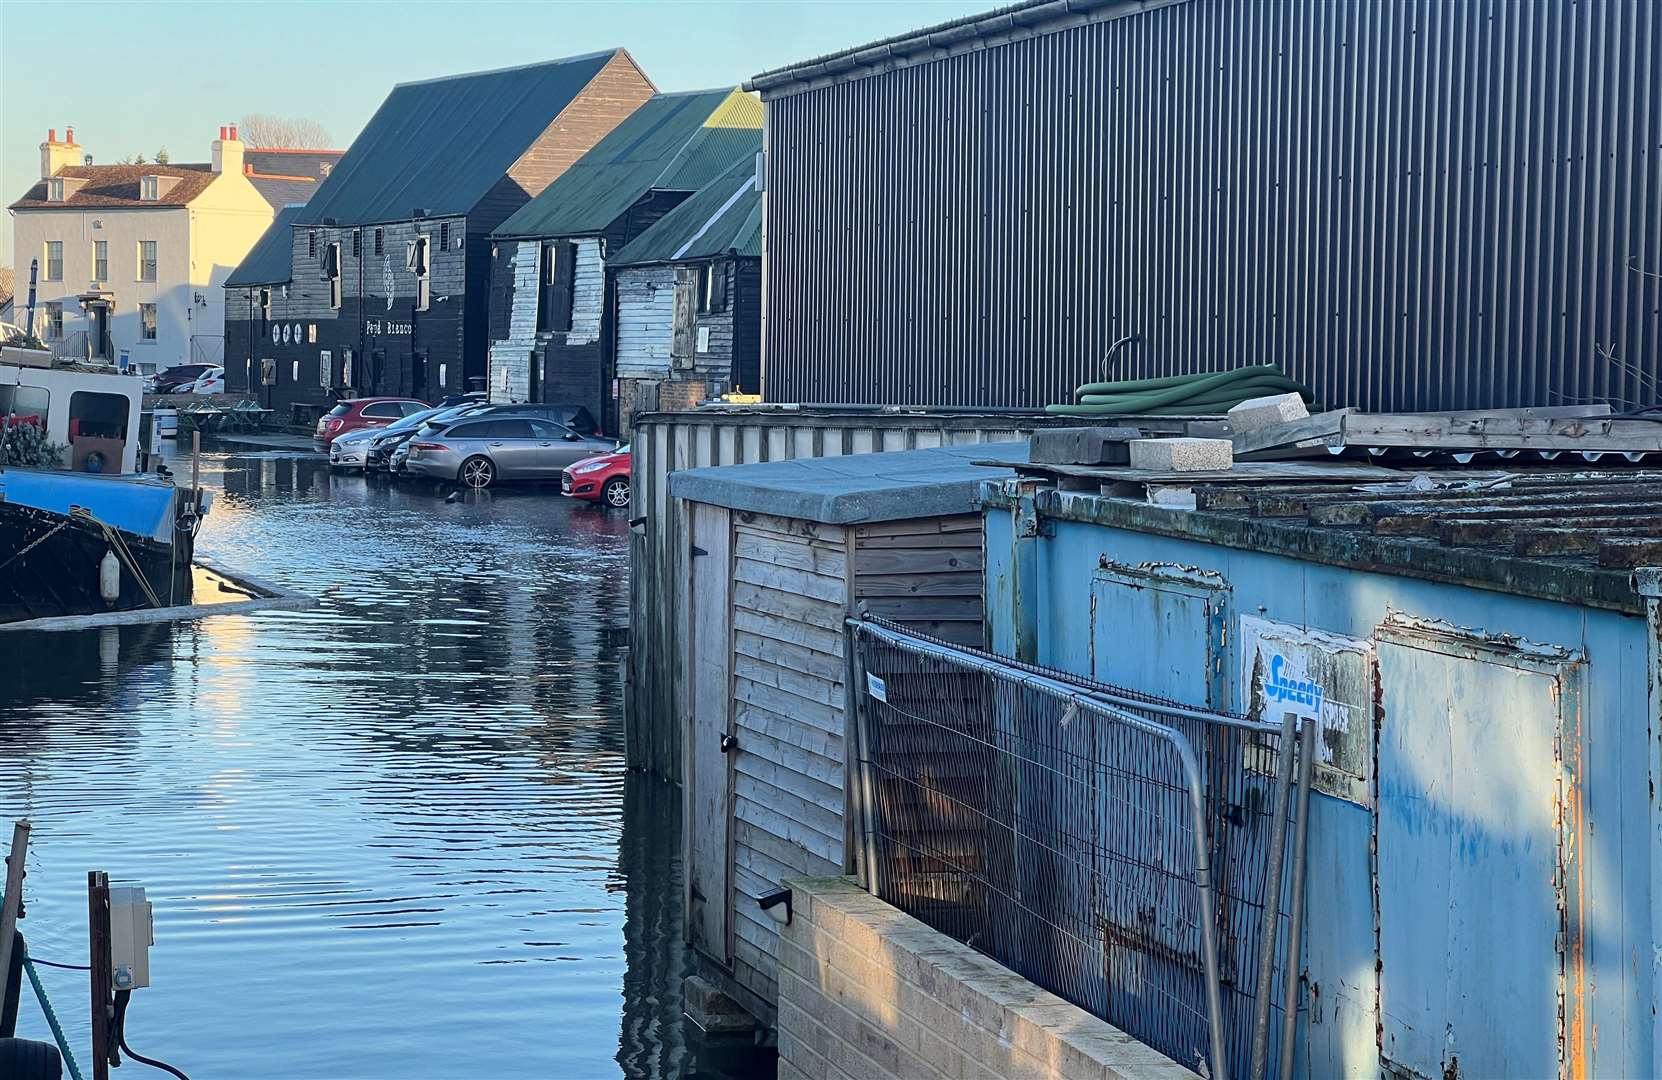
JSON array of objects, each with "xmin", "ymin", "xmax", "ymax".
[
  {"xmin": 459, "ymin": 456, "xmax": 495, "ymax": 489},
  {"xmin": 602, "ymin": 477, "xmax": 631, "ymax": 508}
]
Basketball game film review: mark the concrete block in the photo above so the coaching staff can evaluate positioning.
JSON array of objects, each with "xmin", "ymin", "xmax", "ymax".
[
  {"xmin": 682, "ymin": 974, "xmax": 757, "ymax": 1035},
  {"xmin": 1030, "ymin": 427, "xmax": 1143, "ymax": 466},
  {"xmin": 1128, "ymin": 438, "xmax": 1234, "ymax": 473},
  {"xmin": 1226, "ymin": 392, "xmax": 1308, "ymax": 433}
]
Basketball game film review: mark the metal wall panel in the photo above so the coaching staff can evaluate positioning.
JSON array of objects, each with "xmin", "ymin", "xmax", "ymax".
[{"xmin": 762, "ymin": 0, "xmax": 1662, "ymax": 412}]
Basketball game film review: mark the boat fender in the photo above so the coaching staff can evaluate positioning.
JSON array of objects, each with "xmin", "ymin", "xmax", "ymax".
[
  {"xmin": 99, "ymin": 549, "xmax": 121, "ymax": 604},
  {"xmin": 83, "ymin": 451, "xmax": 106, "ymax": 474}
]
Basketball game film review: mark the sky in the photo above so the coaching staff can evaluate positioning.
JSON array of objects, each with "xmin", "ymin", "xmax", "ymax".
[{"xmin": 0, "ymin": 0, "xmax": 990, "ymax": 266}]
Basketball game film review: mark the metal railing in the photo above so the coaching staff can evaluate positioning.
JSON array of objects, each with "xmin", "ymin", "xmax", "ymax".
[{"xmin": 847, "ymin": 616, "xmax": 1314, "ymax": 1080}]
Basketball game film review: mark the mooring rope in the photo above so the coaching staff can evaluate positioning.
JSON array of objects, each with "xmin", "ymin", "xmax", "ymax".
[{"xmin": 20, "ymin": 941, "xmax": 87, "ymax": 1080}]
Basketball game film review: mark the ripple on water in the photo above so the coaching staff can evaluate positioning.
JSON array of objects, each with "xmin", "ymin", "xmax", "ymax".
[{"xmin": 0, "ymin": 451, "xmax": 708, "ymax": 1079}]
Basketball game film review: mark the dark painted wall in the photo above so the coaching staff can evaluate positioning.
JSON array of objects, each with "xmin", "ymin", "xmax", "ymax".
[{"xmin": 761, "ymin": 0, "xmax": 1662, "ymax": 412}]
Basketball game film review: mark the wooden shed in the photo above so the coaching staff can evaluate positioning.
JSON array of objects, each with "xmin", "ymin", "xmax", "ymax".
[{"xmin": 667, "ymin": 442, "xmax": 1025, "ymax": 1023}]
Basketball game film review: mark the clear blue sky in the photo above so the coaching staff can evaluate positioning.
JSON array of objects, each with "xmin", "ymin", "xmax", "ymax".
[{"xmin": 1, "ymin": 0, "xmax": 990, "ymax": 266}]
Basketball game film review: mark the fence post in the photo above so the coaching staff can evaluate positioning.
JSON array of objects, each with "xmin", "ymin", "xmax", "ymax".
[
  {"xmin": 1176, "ymin": 737, "xmax": 1231, "ymax": 1080},
  {"xmin": 1279, "ymin": 720, "xmax": 1317, "ymax": 1080},
  {"xmin": 847, "ymin": 621, "xmax": 881, "ymax": 895},
  {"xmin": 1249, "ymin": 710, "xmax": 1299, "ymax": 1080}
]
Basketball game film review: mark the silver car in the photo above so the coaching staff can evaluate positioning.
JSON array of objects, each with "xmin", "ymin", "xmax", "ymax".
[
  {"xmin": 404, "ymin": 415, "xmax": 615, "ymax": 488},
  {"xmin": 327, "ymin": 427, "xmax": 381, "ymax": 470}
]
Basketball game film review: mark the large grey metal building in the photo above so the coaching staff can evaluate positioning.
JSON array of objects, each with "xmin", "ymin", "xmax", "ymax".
[{"xmin": 749, "ymin": 0, "xmax": 1662, "ymax": 412}]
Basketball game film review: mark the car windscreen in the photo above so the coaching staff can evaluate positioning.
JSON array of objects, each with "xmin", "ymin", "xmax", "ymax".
[
  {"xmin": 414, "ymin": 421, "xmax": 450, "ymax": 437},
  {"xmin": 385, "ymin": 407, "xmax": 444, "ymax": 433}
]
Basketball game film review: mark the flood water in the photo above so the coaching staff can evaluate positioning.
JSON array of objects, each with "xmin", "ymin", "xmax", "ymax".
[{"xmin": 1, "ymin": 448, "xmax": 753, "ymax": 1079}]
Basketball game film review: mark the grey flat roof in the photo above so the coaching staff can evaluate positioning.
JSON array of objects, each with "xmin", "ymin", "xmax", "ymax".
[{"xmin": 669, "ymin": 442, "xmax": 1029, "ymax": 524}]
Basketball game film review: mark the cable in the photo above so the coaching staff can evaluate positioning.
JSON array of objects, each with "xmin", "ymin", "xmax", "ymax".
[
  {"xmin": 25, "ymin": 956, "xmax": 90, "ymax": 970},
  {"xmin": 113, "ymin": 989, "xmax": 194, "ymax": 1080}
]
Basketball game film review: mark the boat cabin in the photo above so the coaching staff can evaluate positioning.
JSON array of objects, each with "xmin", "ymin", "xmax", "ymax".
[{"xmin": 0, "ymin": 356, "xmax": 144, "ymax": 474}]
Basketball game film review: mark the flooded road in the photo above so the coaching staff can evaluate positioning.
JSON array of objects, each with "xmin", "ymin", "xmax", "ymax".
[{"xmin": 1, "ymin": 448, "xmax": 734, "ymax": 1079}]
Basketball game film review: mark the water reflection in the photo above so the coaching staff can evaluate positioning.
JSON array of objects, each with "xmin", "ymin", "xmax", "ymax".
[{"xmin": 0, "ymin": 449, "xmax": 747, "ymax": 1079}]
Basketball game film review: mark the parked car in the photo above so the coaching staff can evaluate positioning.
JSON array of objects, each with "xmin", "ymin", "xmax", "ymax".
[
  {"xmin": 314, "ymin": 397, "xmax": 427, "ymax": 447},
  {"xmin": 146, "ymin": 364, "xmax": 215, "ymax": 394},
  {"xmin": 561, "ymin": 444, "xmax": 631, "ymax": 508},
  {"xmin": 404, "ymin": 415, "xmax": 615, "ymax": 488},
  {"xmin": 364, "ymin": 402, "xmax": 483, "ymax": 471},
  {"xmin": 327, "ymin": 426, "xmax": 383, "ymax": 470},
  {"xmin": 452, "ymin": 402, "xmax": 600, "ymax": 436},
  {"xmin": 188, "ymin": 365, "xmax": 225, "ymax": 395}
]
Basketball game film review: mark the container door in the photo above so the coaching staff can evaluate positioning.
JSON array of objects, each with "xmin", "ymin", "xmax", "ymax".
[
  {"xmin": 1089, "ymin": 561, "xmax": 1230, "ymax": 708},
  {"xmin": 685, "ymin": 503, "xmax": 732, "ymax": 963},
  {"xmin": 1375, "ymin": 619, "xmax": 1582, "ymax": 1080}
]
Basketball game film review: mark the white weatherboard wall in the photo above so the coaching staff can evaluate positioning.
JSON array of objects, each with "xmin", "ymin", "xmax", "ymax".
[
  {"xmin": 489, "ymin": 243, "xmax": 541, "ymax": 402},
  {"xmin": 616, "ymin": 265, "xmax": 676, "ymax": 378},
  {"xmin": 569, "ymin": 237, "xmax": 603, "ymax": 345}
]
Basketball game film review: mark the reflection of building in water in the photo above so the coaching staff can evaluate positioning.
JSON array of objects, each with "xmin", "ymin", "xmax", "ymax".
[{"xmin": 616, "ymin": 772, "xmax": 692, "ymax": 1079}]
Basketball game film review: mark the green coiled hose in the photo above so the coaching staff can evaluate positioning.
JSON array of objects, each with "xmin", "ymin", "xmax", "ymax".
[{"xmin": 1046, "ymin": 364, "xmax": 1313, "ymax": 417}]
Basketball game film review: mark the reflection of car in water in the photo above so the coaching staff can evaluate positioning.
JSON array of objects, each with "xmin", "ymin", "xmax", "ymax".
[{"xmin": 562, "ymin": 445, "xmax": 631, "ymax": 508}]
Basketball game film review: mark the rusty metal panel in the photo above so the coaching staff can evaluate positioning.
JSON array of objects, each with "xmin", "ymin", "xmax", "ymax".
[
  {"xmin": 1374, "ymin": 615, "xmax": 1585, "ymax": 1080},
  {"xmin": 761, "ymin": 0, "xmax": 1662, "ymax": 412},
  {"xmin": 1090, "ymin": 560, "xmax": 1230, "ymax": 709}
]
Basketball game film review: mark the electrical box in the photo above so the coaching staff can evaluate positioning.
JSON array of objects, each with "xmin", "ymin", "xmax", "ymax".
[{"xmin": 108, "ymin": 886, "xmax": 154, "ymax": 990}]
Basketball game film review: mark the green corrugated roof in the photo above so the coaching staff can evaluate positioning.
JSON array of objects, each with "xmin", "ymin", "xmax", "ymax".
[
  {"xmin": 294, "ymin": 51, "xmax": 623, "ymax": 226},
  {"xmin": 492, "ymin": 88, "xmax": 761, "ymax": 239},
  {"xmin": 611, "ymin": 155, "xmax": 761, "ymax": 267}
]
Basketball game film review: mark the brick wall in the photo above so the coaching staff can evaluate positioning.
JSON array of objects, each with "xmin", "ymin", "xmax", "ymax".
[{"xmin": 778, "ymin": 878, "xmax": 1199, "ymax": 1080}]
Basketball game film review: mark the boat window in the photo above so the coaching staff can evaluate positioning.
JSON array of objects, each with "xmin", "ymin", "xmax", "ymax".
[
  {"xmin": 0, "ymin": 385, "xmax": 50, "ymax": 427},
  {"xmin": 68, "ymin": 391, "xmax": 130, "ymax": 441}
]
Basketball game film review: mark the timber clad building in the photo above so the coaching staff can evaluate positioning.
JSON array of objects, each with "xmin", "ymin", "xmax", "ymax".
[
  {"xmin": 485, "ymin": 88, "xmax": 760, "ymax": 430},
  {"xmin": 749, "ymin": 0, "xmax": 1662, "ymax": 413},
  {"xmin": 225, "ymin": 50, "xmax": 655, "ymax": 419}
]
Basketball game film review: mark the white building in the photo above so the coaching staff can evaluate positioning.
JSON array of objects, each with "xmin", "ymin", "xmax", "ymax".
[{"xmin": 8, "ymin": 126, "xmax": 275, "ymax": 374}]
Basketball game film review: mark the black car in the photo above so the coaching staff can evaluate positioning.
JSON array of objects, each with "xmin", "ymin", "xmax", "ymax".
[{"xmin": 148, "ymin": 364, "xmax": 214, "ymax": 393}]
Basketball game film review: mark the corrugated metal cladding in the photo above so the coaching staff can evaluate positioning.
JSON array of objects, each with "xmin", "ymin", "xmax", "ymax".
[{"xmin": 762, "ymin": 0, "xmax": 1662, "ymax": 412}]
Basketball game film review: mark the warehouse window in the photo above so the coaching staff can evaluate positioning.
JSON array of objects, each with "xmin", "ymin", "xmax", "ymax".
[
  {"xmin": 374, "ymin": 228, "xmax": 383, "ymax": 257},
  {"xmin": 439, "ymin": 222, "xmax": 450, "ymax": 251},
  {"xmin": 406, "ymin": 236, "xmax": 431, "ymax": 311},
  {"xmin": 307, "ymin": 230, "xmax": 317, "ymax": 259},
  {"xmin": 537, "ymin": 241, "xmax": 575, "ymax": 333},
  {"xmin": 325, "ymin": 242, "xmax": 342, "ymax": 310},
  {"xmin": 697, "ymin": 261, "xmax": 728, "ymax": 314},
  {"xmin": 351, "ymin": 231, "xmax": 361, "ymax": 258}
]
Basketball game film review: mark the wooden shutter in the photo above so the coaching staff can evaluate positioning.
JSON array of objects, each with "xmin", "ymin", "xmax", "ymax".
[
  {"xmin": 672, "ymin": 266, "xmax": 697, "ymax": 362},
  {"xmin": 548, "ymin": 241, "xmax": 576, "ymax": 333}
]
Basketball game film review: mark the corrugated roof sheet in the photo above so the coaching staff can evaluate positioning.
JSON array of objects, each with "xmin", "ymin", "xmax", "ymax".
[
  {"xmin": 10, "ymin": 164, "xmax": 217, "ymax": 209},
  {"xmin": 611, "ymin": 155, "xmax": 761, "ymax": 266},
  {"xmin": 492, "ymin": 88, "xmax": 761, "ymax": 238},
  {"xmin": 225, "ymin": 205, "xmax": 306, "ymax": 287},
  {"xmin": 294, "ymin": 51, "xmax": 622, "ymax": 227}
]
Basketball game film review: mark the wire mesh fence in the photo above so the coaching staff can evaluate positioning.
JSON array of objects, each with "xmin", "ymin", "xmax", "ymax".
[{"xmin": 849, "ymin": 616, "xmax": 1306, "ymax": 1080}]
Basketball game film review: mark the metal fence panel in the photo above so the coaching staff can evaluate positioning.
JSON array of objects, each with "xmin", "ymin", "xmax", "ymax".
[{"xmin": 850, "ymin": 616, "xmax": 1307, "ymax": 1080}]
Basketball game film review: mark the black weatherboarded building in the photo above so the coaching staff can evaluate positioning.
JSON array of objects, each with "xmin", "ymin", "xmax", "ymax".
[
  {"xmin": 225, "ymin": 50, "xmax": 655, "ymax": 419},
  {"xmin": 750, "ymin": 0, "xmax": 1662, "ymax": 413}
]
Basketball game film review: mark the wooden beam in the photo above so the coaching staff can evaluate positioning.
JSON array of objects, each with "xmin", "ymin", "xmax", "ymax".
[
  {"xmin": 0, "ymin": 821, "xmax": 29, "ymax": 1009},
  {"xmin": 1341, "ymin": 412, "xmax": 1662, "ymax": 452},
  {"xmin": 1230, "ymin": 408, "xmax": 1350, "ymax": 457}
]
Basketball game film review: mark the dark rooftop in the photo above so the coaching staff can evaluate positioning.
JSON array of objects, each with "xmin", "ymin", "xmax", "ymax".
[
  {"xmin": 294, "ymin": 50, "xmax": 629, "ymax": 227},
  {"xmin": 611, "ymin": 154, "xmax": 760, "ymax": 267},
  {"xmin": 492, "ymin": 88, "xmax": 760, "ymax": 239},
  {"xmin": 225, "ymin": 204, "xmax": 307, "ymax": 287},
  {"xmin": 983, "ymin": 465, "xmax": 1662, "ymax": 614}
]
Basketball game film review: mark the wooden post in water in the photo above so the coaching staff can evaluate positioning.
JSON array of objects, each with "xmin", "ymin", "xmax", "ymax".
[
  {"xmin": 88, "ymin": 870, "xmax": 114, "ymax": 1080},
  {"xmin": 190, "ymin": 429, "xmax": 202, "ymax": 513},
  {"xmin": 0, "ymin": 821, "xmax": 30, "ymax": 1001}
]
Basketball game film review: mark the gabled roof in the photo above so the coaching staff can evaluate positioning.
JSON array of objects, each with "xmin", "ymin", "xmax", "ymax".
[
  {"xmin": 294, "ymin": 50, "xmax": 629, "ymax": 227},
  {"xmin": 10, "ymin": 164, "xmax": 217, "ymax": 209},
  {"xmin": 225, "ymin": 204, "xmax": 307, "ymax": 287},
  {"xmin": 245, "ymin": 148, "xmax": 346, "ymax": 210},
  {"xmin": 612, "ymin": 155, "xmax": 761, "ymax": 267},
  {"xmin": 492, "ymin": 88, "xmax": 761, "ymax": 239}
]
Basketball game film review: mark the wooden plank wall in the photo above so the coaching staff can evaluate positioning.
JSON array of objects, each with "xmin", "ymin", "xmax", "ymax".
[
  {"xmin": 727, "ymin": 510, "xmax": 849, "ymax": 1019},
  {"xmin": 628, "ymin": 412, "xmax": 1058, "ymax": 783},
  {"xmin": 852, "ymin": 515, "xmax": 986, "ymax": 648}
]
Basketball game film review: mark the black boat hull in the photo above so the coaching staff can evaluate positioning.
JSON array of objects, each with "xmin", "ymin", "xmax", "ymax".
[{"xmin": 0, "ymin": 501, "xmax": 191, "ymax": 623}]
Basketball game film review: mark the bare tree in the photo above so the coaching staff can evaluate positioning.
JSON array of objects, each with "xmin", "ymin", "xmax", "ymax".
[{"xmin": 238, "ymin": 113, "xmax": 332, "ymax": 149}]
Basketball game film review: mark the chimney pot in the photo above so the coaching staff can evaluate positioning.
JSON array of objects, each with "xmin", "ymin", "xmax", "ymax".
[
  {"xmin": 65, "ymin": 126, "xmax": 74, "ymax": 143},
  {"xmin": 229, "ymin": 124, "xmax": 238, "ymax": 141},
  {"xmin": 48, "ymin": 128, "xmax": 56, "ymax": 144},
  {"xmin": 219, "ymin": 126, "xmax": 227, "ymax": 140}
]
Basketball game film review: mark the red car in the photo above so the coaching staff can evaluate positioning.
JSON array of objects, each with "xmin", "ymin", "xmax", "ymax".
[
  {"xmin": 314, "ymin": 397, "xmax": 427, "ymax": 447},
  {"xmin": 561, "ymin": 444, "xmax": 631, "ymax": 507}
]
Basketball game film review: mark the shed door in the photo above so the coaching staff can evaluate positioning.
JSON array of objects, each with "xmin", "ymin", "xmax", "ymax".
[
  {"xmin": 1375, "ymin": 623, "xmax": 1579, "ymax": 1080},
  {"xmin": 685, "ymin": 502, "xmax": 732, "ymax": 963},
  {"xmin": 1089, "ymin": 562, "xmax": 1229, "ymax": 707}
]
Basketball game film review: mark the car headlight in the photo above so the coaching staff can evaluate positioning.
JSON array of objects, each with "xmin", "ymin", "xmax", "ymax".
[{"xmin": 573, "ymin": 461, "xmax": 609, "ymax": 474}]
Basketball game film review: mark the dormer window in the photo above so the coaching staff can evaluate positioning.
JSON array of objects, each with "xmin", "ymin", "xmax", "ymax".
[
  {"xmin": 48, "ymin": 178, "xmax": 65, "ymax": 201},
  {"xmin": 141, "ymin": 175, "xmax": 159, "ymax": 200}
]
